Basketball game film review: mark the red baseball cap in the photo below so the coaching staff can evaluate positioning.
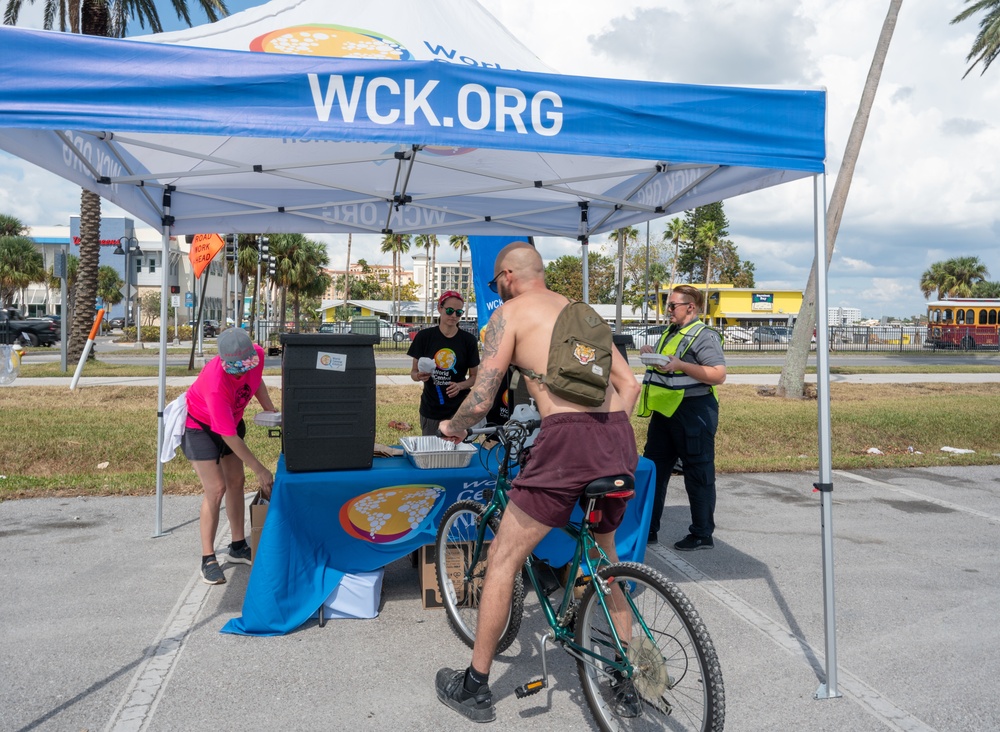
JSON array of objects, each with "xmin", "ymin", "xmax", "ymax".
[{"xmin": 438, "ymin": 290, "xmax": 464, "ymax": 307}]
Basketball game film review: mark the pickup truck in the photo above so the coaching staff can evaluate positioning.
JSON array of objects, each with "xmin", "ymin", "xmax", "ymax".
[{"xmin": 0, "ymin": 308, "xmax": 59, "ymax": 347}]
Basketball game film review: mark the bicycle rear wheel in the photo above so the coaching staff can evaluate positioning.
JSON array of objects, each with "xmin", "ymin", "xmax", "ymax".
[
  {"xmin": 434, "ymin": 500, "xmax": 524, "ymax": 653},
  {"xmin": 575, "ymin": 562, "xmax": 725, "ymax": 732}
]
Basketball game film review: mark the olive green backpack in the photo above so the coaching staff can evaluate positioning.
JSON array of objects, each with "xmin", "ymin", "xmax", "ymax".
[{"xmin": 536, "ymin": 301, "xmax": 614, "ymax": 407}]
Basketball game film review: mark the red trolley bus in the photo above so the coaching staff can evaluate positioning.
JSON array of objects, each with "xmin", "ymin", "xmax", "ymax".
[{"xmin": 926, "ymin": 298, "xmax": 1000, "ymax": 350}]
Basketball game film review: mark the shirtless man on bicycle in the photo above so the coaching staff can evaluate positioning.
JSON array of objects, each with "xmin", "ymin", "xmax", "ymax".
[{"xmin": 436, "ymin": 241, "xmax": 641, "ymax": 722}]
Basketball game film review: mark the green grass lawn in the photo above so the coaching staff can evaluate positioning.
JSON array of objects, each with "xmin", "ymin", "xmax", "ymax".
[{"xmin": 1, "ymin": 383, "xmax": 997, "ymax": 499}]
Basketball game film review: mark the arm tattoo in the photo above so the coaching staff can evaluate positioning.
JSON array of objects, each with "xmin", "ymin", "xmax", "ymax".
[
  {"xmin": 481, "ymin": 312, "xmax": 505, "ymax": 360},
  {"xmin": 449, "ymin": 366, "xmax": 505, "ymax": 431}
]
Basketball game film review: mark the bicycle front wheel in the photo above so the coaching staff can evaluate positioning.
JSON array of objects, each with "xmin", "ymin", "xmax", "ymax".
[
  {"xmin": 434, "ymin": 499, "xmax": 524, "ymax": 653},
  {"xmin": 575, "ymin": 562, "xmax": 725, "ymax": 732}
]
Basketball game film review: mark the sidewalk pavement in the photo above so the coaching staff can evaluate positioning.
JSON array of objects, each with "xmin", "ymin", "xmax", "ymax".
[{"xmin": 2, "ymin": 465, "xmax": 998, "ymax": 731}]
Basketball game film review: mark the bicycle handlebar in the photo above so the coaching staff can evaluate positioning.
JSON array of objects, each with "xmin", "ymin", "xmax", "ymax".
[
  {"xmin": 466, "ymin": 418, "xmax": 541, "ymax": 440},
  {"xmin": 438, "ymin": 418, "xmax": 541, "ymax": 453}
]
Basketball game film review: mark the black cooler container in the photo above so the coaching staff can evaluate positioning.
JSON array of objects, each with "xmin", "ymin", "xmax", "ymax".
[{"xmin": 279, "ymin": 333, "xmax": 379, "ymax": 472}]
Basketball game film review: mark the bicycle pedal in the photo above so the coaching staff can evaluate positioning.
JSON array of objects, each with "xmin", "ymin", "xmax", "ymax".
[{"xmin": 514, "ymin": 678, "xmax": 546, "ymax": 698}]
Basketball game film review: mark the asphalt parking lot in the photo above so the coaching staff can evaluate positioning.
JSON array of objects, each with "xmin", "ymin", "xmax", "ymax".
[{"xmin": 2, "ymin": 464, "xmax": 998, "ymax": 731}]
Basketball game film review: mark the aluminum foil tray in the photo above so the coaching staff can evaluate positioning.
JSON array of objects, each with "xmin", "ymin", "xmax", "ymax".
[{"xmin": 399, "ymin": 436, "xmax": 476, "ymax": 469}]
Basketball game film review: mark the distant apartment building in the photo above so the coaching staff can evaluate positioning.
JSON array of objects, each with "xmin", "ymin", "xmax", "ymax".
[
  {"xmin": 327, "ymin": 255, "xmax": 471, "ymax": 304},
  {"xmin": 828, "ymin": 307, "xmax": 861, "ymax": 326}
]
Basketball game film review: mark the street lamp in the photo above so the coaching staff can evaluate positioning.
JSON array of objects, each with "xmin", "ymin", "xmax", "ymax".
[{"xmin": 114, "ymin": 236, "xmax": 142, "ymax": 346}]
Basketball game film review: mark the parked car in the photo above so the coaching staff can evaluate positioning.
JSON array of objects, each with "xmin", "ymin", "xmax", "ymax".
[
  {"xmin": 1, "ymin": 308, "xmax": 58, "ymax": 346},
  {"xmin": 108, "ymin": 316, "xmax": 135, "ymax": 330},
  {"xmin": 188, "ymin": 319, "xmax": 220, "ymax": 337},
  {"xmin": 317, "ymin": 322, "xmax": 349, "ymax": 334},
  {"xmin": 628, "ymin": 324, "xmax": 671, "ymax": 350},
  {"xmin": 349, "ymin": 317, "xmax": 409, "ymax": 342},
  {"xmin": 721, "ymin": 326, "xmax": 754, "ymax": 343},
  {"xmin": 753, "ymin": 326, "xmax": 791, "ymax": 344}
]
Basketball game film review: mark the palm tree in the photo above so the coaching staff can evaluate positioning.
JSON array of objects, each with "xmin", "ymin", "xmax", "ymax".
[
  {"xmin": 449, "ymin": 235, "xmax": 469, "ymax": 292},
  {"xmin": 609, "ymin": 227, "xmax": 638, "ymax": 331},
  {"xmin": 647, "ymin": 261, "xmax": 669, "ymax": 324},
  {"xmin": 234, "ymin": 235, "xmax": 260, "ymax": 327},
  {"xmin": 920, "ymin": 256, "xmax": 990, "ymax": 299},
  {"xmin": 269, "ymin": 233, "xmax": 308, "ymax": 328},
  {"xmin": 778, "ymin": 0, "xmax": 902, "ymax": 399},
  {"xmin": 696, "ymin": 220, "xmax": 720, "ymax": 319},
  {"xmin": 414, "ymin": 233, "xmax": 437, "ymax": 317},
  {"xmin": 0, "ymin": 214, "xmax": 27, "ymax": 237},
  {"xmin": 380, "ymin": 233, "xmax": 411, "ymax": 320},
  {"xmin": 0, "ymin": 234, "xmax": 46, "ymax": 304},
  {"xmin": 972, "ymin": 280, "xmax": 1000, "ymax": 297},
  {"xmin": 952, "ymin": 0, "xmax": 1000, "ymax": 77},
  {"xmin": 4, "ymin": 0, "xmax": 229, "ymax": 361},
  {"xmin": 663, "ymin": 217, "xmax": 684, "ymax": 287},
  {"xmin": 920, "ymin": 261, "xmax": 949, "ymax": 300},
  {"xmin": 287, "ymin": 239, "xmax": 330, "ymax": 328},
  {"xmin": 946, "ymin": 256, "xmax": 990, "ymax": 296},
  {"xmin": 344, "ymin": 232, "xmax": 352, "ymax": 307}
]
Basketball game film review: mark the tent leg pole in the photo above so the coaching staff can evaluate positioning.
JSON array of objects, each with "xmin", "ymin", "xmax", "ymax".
[
  {"xmin": 812, "ymin": 173, "xmax": 840, "ymax": 700},
  {"xmin": 153, "ymin": 201, "xmax": 174, "ymax": 539}
]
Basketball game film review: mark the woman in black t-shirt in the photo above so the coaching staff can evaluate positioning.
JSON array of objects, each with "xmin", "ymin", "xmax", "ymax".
[{"xmin": 407, "ymin": 290, "xmax": 480, "ymax": 436}]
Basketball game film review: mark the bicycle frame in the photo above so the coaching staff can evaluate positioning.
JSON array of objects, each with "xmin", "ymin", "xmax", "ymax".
[{"xmin": 465, "ymin": 443, "xmax": 646, "ymax": 681}]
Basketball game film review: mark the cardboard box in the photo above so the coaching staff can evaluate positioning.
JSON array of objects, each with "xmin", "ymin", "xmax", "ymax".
[
  {"xmin": 322, "ymin": 569, "xmax": 384, "ymax": 620},
  {"xmin": 419, "ymin": 541, "xmax": 491, "ymax": 610},
  {"xmin": 248, "ymin": 492, "xmax": 269, "ymax": 565}
]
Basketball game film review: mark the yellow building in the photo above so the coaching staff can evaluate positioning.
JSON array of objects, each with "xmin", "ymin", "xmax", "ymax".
[{"xmin": 653, "ymin": 284, "xmax": 804, "ymax": 327}]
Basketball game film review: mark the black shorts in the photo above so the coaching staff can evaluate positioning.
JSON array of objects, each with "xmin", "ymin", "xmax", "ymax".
[{"xmin": 181, "ymin": 419, "xmax": 246, "ymax": 462}]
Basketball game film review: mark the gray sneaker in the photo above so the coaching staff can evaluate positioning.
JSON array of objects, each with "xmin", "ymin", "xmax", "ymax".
[
  {"xmin": 226, "ymin": 542, "xmax": 252, "ymax": 565},
  {"xmin": 435, "ymin": 667, "xmax": 495, "ymax": 723},
  {"xmin": 200, "ymin": 557, "xmax": 226, "ymax": 585}
]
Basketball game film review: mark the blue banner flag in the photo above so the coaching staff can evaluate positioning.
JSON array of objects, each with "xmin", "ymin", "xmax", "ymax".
[{"xmin": 469, "ymin": 236, "xmax": 523, "ymax": 333}]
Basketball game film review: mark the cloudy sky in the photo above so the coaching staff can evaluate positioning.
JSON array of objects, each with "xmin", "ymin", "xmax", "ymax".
[{"xmin": 3, "ymin": 0, "xmax": 997, "ymax": 319}]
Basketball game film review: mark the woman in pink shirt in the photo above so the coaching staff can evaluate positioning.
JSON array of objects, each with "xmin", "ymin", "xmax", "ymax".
[{"xmin": 182, "ymin": 328, "xmax": 276, "ymax": 585}]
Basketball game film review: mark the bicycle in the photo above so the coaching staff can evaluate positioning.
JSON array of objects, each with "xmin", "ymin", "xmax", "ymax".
[{"xmin": 434, "ymin": 417, "xmax": 725, "ymax": 731}]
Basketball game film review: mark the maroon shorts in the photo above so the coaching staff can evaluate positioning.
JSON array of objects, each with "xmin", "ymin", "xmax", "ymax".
[{"xmin": 509, "ymin": 411, "xmax": 638, "ymax": 534}]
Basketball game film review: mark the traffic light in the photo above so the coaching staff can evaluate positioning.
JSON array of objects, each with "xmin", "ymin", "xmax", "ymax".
[
  {"xmin": 224, "ymin": 234, "xmax": 237, "ymax": 262},
  {"xmin": 259, "ymin": 236, "xmax": 270, "ymax": 263},
  {"xmin": 170, "ymin": 285, "xmax": 180, "ymax": 294}
]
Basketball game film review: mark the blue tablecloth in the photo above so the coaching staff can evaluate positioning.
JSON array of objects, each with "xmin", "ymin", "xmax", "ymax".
[{"xmin": 222, "ymin": 448, "xmax": 656, "ymax": 636}]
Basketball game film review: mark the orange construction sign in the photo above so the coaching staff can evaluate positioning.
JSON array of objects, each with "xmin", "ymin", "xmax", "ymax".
[{"xmin": 189, "ymin": 234, "xmax": 225, "ymax": 279}]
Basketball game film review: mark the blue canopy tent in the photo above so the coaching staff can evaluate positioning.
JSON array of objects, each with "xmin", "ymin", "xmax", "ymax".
[{"xmin": 0, "ymin": 0, "xmax": 840, "ymax": 697}]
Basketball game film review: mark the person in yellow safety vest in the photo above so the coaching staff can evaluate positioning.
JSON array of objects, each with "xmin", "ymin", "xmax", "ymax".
[{"xmin": 638, "ymin": 285, "xmax": 726, "ymax": 551}]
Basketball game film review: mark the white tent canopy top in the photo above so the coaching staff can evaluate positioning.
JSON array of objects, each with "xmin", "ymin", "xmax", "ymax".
[{"xmin": 0, "ymin": 0, "xmax": 824, "ymax": 239}]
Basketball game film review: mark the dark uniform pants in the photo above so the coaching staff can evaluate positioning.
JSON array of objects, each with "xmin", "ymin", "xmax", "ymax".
[{"xmin": 642, "ymin": 393, "xmax": 719, "ymax": 539}]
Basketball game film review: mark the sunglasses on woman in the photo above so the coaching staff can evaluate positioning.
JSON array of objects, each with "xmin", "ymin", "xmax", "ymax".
[{"xmin": 443, "ymin": 307, "xmax": 464, "ymax": 316}]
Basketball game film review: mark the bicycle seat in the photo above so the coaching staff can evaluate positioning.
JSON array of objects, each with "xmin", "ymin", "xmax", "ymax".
[{"xmin": 583, "ymin": 474, "xmax": 635, "ymax": 499}]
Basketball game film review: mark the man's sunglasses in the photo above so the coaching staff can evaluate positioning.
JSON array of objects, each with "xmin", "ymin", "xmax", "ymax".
[
  {"xmin": 443, "ymin": 307, "xmax": 464, "ymax": 316},
  {"xmin": 667, "ymin": 301, "xmax": 693, "ymax": 311},
  {"xmin": 488, "ymin": 269, "xmax": 511, "ymax": 293}
]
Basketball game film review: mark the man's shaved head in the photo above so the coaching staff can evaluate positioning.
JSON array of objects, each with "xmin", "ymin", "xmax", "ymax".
[{"xmin": 494, "ymin": 241, "xmax": 543, "ymax": 278}]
